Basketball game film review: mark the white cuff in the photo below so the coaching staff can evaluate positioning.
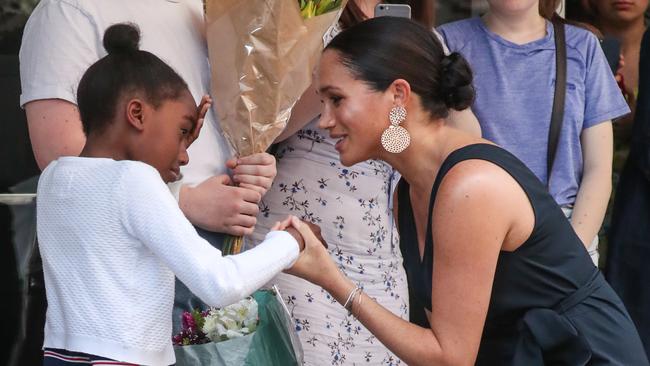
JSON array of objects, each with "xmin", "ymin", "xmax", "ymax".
[{"xmin": 263, "ymin": 230, "xmax": 300, "ymax": 268}]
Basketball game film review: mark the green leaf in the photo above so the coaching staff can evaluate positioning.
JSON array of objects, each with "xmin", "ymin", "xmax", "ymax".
[
  {"xmin": 317, "ymin": 0, "xmax": 342, "ymax": 15},
  {"xmin": 300, "ymin": 1, "xmax": 316, "ymax": 19}
]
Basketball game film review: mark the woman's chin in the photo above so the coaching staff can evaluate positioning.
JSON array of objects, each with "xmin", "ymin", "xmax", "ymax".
[
  {"xmin": 338, "ymin": 152, "xmax": 364, "ymax": 167},
  {"xmin": 339, "ymin": 159, "xmax": 354, "ymax": 167}
]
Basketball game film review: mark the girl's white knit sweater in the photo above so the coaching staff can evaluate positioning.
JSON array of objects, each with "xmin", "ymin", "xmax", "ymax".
[{"xmin": 37, "ymin": 157, "xmax": 299, "ymax": 365}]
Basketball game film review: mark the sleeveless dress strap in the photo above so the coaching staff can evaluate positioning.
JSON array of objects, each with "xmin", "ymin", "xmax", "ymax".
[{"xmin": 396, "ymin": 179, "xmax": 419, "ymax": 268}]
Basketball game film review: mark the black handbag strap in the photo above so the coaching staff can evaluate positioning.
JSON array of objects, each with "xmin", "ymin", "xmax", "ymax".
[{"xmin": 547, "ymin": 21, "xmax": 567, "ymax": 188}]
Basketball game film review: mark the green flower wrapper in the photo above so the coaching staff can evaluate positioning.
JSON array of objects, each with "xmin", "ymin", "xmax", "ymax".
[{"xmin": 174, "ymin": 289, "xmax": 303, "ymax": 365}]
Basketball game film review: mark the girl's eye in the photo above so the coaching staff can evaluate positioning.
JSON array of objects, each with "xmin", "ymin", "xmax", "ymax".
[
  {"xmin": 330, "ymin": 96, "xmax": 342, "ymax": 106},
  {"xmin": 181, "ymin": 128, "xmax": 190, "ymax": 136}
]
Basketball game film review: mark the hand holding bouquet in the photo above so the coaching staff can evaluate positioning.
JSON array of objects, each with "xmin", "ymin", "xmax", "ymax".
[
  {"xmin": 205, "ymin": 0, "xmax": 347, "ymax": 157},
  {"xmin": 204, "ymin": 0, "xmax": 347, "ymax": 254}
]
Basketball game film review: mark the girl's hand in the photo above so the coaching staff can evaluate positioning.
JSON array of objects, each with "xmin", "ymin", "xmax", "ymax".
[
  {"xmin": 270, "ymin": 215, "xmax": 293, "ymax": 231},
  {"xmin": 272, "ymin": 216, "xmax": 305, "ymax": 251},
  {"xmin": 188, "ymin": 94, "xmax": 212, "ymax": 147}
]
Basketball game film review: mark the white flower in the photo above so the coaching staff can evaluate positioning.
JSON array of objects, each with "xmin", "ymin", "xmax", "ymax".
[{"xmin": 202, "ymin": 297, "xmax": 259, "ymax": 343}]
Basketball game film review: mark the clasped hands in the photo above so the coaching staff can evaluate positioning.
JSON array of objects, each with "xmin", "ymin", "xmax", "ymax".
[{"xmin": 271, "ymin": 216, "xmax": 335, "ymax": 285}]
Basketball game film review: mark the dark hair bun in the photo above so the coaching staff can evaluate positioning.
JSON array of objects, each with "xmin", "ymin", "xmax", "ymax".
[
  {"xmin": 103, "ymin": 23, "xmax": 140, "ymax": 55},
  {"xmin": 440, "ymin": 52, "xmax": 475, "ymax": 111}
]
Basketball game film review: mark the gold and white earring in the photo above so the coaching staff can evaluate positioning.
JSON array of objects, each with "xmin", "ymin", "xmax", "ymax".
[{"xmin": 381, "ymin": 105, "xmax": 411, "ymax": 153}]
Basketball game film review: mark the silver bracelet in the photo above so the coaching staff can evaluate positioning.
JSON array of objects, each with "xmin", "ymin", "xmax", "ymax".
[
  {"xmin": 354, "ymin": 289, "xmax": 363, "ymax": 318},
  {"xmin": 348, "ymin": 288, "xmax": 363, "ymax": 320},
  {"xmin": 343, "ymin": 286, "xmax": 360, "ymax": 311}
]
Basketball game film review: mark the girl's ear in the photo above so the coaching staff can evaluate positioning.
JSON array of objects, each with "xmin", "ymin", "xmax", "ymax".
[{"xmin": 125, "ymin": 98, "xmax": 145, "ymax": 131}]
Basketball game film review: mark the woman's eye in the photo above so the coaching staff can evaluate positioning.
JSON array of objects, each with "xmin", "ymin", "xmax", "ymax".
[
  {"xmin": 330, "ymin": 96, "xmax": 342, "ymax": 106},
  {"xmin": 181, "ymin": 128, "xmax": 190, "ymax": 136}
]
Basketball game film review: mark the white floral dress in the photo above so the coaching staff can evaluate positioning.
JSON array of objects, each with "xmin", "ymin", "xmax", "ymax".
[{"xmin": 250, "ymin": 119, "xmax": 409, "ymax": 365}]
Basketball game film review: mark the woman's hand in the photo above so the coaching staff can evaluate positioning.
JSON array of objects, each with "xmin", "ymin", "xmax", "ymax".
[{"xmin": 279, "ymin": 216, "xmax": 335, "ymax": 286}]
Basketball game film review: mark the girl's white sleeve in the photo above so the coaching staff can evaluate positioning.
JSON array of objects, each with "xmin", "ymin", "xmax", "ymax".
[{"xmin": 119, "ymin": 162, "xmax": 299, "ymax": 307}]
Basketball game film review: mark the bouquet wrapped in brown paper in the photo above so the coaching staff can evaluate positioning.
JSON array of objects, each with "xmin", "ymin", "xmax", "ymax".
[
  {"xmin": 205, "ymin": 0, "xmax": 346, "ymax": 156},
  {"xmin": 205, "ymin": 0, "xmax": 346, "ymax": 254}
]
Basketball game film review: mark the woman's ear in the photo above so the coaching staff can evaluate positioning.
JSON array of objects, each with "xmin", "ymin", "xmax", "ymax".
[
  {"xmin": 391, "ymin": 79, "xmax": 412, "ymax": 106},
  {"xmin": 125, "ymin": 98, "xmax": 145, "ymax": 131}
]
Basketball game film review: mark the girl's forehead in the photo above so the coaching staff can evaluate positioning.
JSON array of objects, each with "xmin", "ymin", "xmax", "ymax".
[{"xmin": 159, "ymin": 95, "xmax": 195, "ymax": 116}]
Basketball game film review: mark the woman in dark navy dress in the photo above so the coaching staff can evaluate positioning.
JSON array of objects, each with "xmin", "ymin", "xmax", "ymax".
[{"xmin": 281, "ymin": 16, "xmax": 649, "ymax": 365}]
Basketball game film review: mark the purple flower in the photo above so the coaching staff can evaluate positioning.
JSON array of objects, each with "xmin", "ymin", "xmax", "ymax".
[
  {"xmin": 173, "ymin": 309, "xmax": 210, "ymax": 345},
  {"xmin": 182, "ymin": 311, "xmax": 196, "ymax": 330}
]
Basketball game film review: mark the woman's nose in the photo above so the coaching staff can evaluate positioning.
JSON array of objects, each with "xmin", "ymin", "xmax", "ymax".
[{"xmin": 318, "ymin": 111, "xmax": 335, "ymax": 129}]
